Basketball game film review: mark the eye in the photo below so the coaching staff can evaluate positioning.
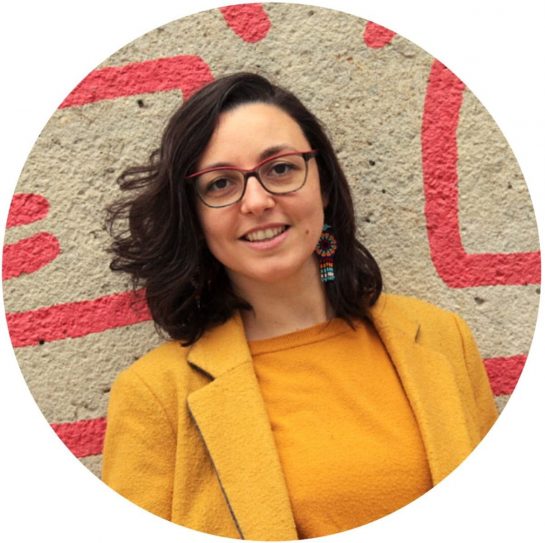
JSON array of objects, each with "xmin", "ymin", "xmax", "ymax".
[
  {"xmin": 272, "ymin": 162, "xmax": 292, "ymax": 175},
  {"xmin": 206, "ymin": 177, "xmax": 232, "ymax": 193},
  {"xmin": 266, "ymin": 161, "xmax": 296, "ymax": 177}
]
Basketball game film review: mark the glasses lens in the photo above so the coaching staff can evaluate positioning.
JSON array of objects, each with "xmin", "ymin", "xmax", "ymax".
[
  {"xmin": 194, "ymin": 153, "xmax": 310, "ymax": 207},
  {"xmin": 197, "ymin": 170, "xmax": 244, "ymax": 207},
  {"xmin": 259, "ymin": 154, "xmax": 307, "ymax": 193}
]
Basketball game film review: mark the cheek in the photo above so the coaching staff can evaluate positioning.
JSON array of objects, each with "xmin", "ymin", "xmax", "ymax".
[
  {"xmin": 197, "ymin": 208, "xmax": 235, "ymax": 259},
  {"xmin": 200, "ymin": 228, "xmax": 227, "ymax": 268},
  {"xmin": 299, "ymin": 204, "xmax": 324, "ymax": 250}
]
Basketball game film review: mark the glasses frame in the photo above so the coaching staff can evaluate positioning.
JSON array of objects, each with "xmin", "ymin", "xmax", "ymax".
[{"xmin": 186, "ymin": 150, "xmax": 319, "ymax": 208}]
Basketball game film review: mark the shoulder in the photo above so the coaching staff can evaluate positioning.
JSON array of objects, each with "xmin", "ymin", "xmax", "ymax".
[
  {"xmin": 124, "ymin": 340, "xmax": 190, "ymax": 380},
  {"xmin": 111, "ymin": 341, "xmax": 194, "ymax": 408},
  {"xmin": 377, "ymin": 292, "xmax": 458, "ymax": 325},
  {"xmin": 376, "ymin": 294, "xmax": 498, "ymax": 434},
  {"xmin": 373, "ymin": 292, "xmax": 473, "ymax": 352}
]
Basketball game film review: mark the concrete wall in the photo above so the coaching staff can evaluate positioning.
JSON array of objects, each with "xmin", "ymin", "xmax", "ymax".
[{"xmin": 2, "ymin": 3, "xmax": 540, "ymax": 482}]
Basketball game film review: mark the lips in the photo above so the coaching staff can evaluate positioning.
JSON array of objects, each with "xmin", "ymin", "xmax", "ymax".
[
  {"xmin": 243, "ymin": 226, "xmax": 288, "ymax": 242},
  {"xmin": 241, "ymin": 225, "xmax": 289, "ymax": 242}
]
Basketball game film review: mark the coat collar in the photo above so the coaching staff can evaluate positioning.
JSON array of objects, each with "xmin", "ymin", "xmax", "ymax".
[
  {"xmin": 187, "ymin": 294, "xmax": 476, "ymax": 540},
  {"xmin": 187, "ymin": 313, "xmax": 298, "ymax": 540},
  {"xmin": 369, "ymin": 294, "xmax": 476, "ymax": 482}
]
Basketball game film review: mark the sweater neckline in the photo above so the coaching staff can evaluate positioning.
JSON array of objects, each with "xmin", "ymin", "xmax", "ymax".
[{"xmin": 248, "ymin": 318, "xmax": 357, "ymax": 356}]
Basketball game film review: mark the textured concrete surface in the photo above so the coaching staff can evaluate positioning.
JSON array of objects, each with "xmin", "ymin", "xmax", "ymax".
[{"xmin": 2, "ymin": 3, "xmax": 540, "ymax": 483}]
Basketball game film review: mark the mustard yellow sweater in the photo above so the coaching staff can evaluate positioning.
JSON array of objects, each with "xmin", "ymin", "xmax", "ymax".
[{"xmin": 250, "ymin": 318, "xmax": 433, "ymax": 538}]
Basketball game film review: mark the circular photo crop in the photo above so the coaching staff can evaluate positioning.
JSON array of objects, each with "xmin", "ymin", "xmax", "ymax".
[{"xmin": 2, "ymin": 3, "xmax": 541, "ymax": 540}]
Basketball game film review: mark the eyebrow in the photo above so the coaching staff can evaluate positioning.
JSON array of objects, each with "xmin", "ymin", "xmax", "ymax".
[{"xmin": 199, "ymin": 144, "xmax": 298, "ymax": 171}]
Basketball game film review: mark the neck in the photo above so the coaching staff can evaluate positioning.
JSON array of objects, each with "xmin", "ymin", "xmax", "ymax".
[{"xmin": 231, "ymin": 258, "xmax": 334, "ymax": 341}]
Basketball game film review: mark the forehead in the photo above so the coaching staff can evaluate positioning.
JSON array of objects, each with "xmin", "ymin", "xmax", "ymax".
[{"xmin": 197, "ymin": 102, "xmax": 310, "ymax": 169}]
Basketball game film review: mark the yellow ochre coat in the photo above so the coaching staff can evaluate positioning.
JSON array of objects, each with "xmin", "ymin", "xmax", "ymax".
[{"xmin": 102, "ymin": 293, "xmax": 498, "ymax": 540}]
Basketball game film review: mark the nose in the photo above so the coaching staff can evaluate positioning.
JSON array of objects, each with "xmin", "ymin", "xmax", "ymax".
[{"xmin": 239, "ymin": 175, "xmax": 275, "ymax": 214}]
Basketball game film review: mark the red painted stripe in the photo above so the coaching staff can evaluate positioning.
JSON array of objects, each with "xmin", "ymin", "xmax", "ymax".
[
  {"xmin": 220, "ymin": 4, "xmax": 271, "ymax": 43},
  {"xmin": 6, "ymin": 289, "xmax": 151, "ymax": 347},
  {"xmin": 2, "ymin": 232, "xmax": 60, "ymax": 280},
  {"xmin": 60, "ymin": 55, "xmax": 214, "ymax": 108},
  {"xmin": 363, "ymin": 21, "xmax": 396, "ymax": 48},
  {"xmin": 51, "ymin": 417, "xmax": 106, "ymax": 458},
  {"xmin": 422, "ymin": 60, "xmax": 541, "ymax": 287},
  {"xmin": 484, "ymin": 354, "xmax": 526, "ymax": 396},
  {"xmin": 7, "ymin": 193, "xmax": 50, "ymax": 227}
]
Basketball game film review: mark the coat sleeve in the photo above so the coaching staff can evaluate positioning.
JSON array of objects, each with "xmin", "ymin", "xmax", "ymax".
[
  {"xmin": 452, "ymin": 313, "xmax": 498, "ymax": 438},
  {"xmin": 102, "ymin": 367, "xmax": 177, "ymax": 521}
]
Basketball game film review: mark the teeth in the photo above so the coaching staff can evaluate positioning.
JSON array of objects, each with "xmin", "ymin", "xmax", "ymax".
[{"xmin": 245, "ymin": 226, "xmax": 286, "ymax": 242}]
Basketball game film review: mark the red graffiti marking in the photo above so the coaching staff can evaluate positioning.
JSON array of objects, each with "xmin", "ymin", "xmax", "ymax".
[
  {"xmin": 3, "ymin": 193, "xmax": 59, "ymax": 279},
  {"xmin": 3, "ymin": 232, "xmax": 60, "ymax": 280},
  {"xmin": 60, "ymin": 55, "xmax": 214, "ymax": 108},
  {"xmin": 220, "ymin": 4, "xmax": 271, "ymax": 43},
  {"xmin": 422, "ymin": 60, "xmax": 541, "ymax": 287},
  {"xmin": 6, "ymin": 289, "xmax": 151, "ymax": 348},
  {"xmin": 7, "ymin": 193, "xmax": 49, "ymax": 228},
  {"xmin": 484, "ymin": 354, "xmax": 526, "ymax": 396},
  {"xmin": 51, "ymin": 417, "xmax": 106, "ymax": 458},
  {"xmin": 363, "ymin": 21, "xmax": 396, "ymax": 48}
]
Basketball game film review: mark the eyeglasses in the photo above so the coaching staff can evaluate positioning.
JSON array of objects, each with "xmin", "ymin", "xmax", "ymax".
[{"xmin": 186, "ymin": 150, "xmax": 319, "ymax": 208}]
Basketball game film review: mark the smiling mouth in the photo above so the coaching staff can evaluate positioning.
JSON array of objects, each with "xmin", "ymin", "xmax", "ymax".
[{"xmin": 242, "ymin": 225, "xmax": 289, "ymax": 242}]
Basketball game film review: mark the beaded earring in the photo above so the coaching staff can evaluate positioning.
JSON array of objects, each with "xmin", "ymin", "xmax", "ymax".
[{"xmin": 315, "ymin": 224, "xmax": 337, "ymax": 282}]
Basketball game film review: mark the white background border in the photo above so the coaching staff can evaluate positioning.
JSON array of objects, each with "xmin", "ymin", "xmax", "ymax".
[{"xmin": 1, "ymin": 1, "xmax": 543, "ymax": 541}]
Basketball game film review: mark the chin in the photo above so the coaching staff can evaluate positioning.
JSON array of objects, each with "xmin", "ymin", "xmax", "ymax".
[{"xmin": 242, "ymin": 259, "xmax": 315, "ymax": 286}]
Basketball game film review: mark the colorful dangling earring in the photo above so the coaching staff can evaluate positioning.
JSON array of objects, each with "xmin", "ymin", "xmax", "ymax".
[{"xmin": 315, "ymin": 224, "xmax": 337, "ymax": 282}]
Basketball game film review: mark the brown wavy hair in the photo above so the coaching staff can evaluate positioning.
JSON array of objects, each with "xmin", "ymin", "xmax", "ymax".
[{"xmin": 107, "ymin": 72, "xmax": 382, "ymax": 345}]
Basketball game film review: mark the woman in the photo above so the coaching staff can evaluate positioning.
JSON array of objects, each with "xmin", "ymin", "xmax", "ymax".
[{"xmin": 103, "ymin": 72, "xmax": 498, "ymax": 540}]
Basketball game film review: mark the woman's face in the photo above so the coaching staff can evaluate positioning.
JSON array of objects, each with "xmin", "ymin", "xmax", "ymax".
[{"xmin": 195, "ymin": 102, "xmax": 327, "ymax": 287}]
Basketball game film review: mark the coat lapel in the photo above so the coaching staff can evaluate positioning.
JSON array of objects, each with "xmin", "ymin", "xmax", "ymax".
[
  {"xmin": 187, "ymin": 314, "xmax": 298, "ymax": 541},
  {"xmin": 186, "ymin": 294, "xmax": 478, "ymax": 538},
  {"xmin": 370, "ymin": 295, "xmax": 476, "ymax": 483}
]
